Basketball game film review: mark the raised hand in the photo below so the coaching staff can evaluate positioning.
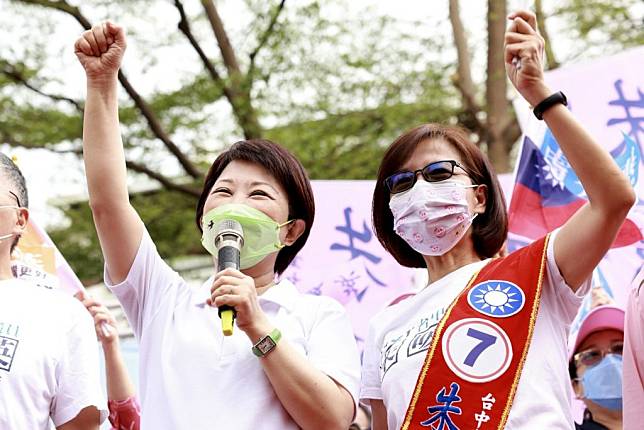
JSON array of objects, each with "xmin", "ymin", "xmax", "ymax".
[
  {"xmin": 75, "ymin": 291, "xmax": 120, "ymax": 346},
  {"xmin": 504, "ymin": 10, "xmax": 550, "ymax": 106},
  {"xmin": 74, "ymin": 21, "xmax": 126, "ymax": 85}
]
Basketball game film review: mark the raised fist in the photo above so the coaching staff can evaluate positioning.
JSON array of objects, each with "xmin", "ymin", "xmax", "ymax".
[
  {"xmin": 504, "ymin": 10, "xmax": 549, "ymax": 106},
  {"xmin": 74, "ymin": 21, "xmax": 126, "ymax": 83}
]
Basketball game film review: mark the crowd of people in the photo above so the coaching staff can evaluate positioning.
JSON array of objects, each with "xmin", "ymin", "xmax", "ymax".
[{"xmin": 0, "ymin": 8, "xmax": 641, "ymax": 430}]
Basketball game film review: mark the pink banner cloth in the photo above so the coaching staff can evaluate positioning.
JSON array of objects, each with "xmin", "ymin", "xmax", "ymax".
[{"xmin": 281, "ymin": 180, "xmax": 419, "ymax": 354}]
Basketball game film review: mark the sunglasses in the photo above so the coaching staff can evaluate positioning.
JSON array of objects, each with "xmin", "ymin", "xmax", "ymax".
[
  {"xmin": 384, "ymin": 160, "xmax": 470, "ymax": 194},
  {"xmin": 573, "ymin": 340, "xmax": 623, "ymax": 368}
]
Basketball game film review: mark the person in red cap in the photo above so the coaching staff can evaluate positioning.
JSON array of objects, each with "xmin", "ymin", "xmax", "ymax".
[{"xmin": 569, "ymin": 303, "xmax": 625, "ymax": 430}]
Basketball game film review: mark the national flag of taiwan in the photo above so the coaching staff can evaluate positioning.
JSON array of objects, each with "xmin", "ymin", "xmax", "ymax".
[{"xmin": 508, "ymin": 135, "xmax": 643, "ymax": 248}]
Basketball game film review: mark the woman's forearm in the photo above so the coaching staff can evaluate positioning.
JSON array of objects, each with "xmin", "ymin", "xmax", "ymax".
[
  {"xmin": 263, "ymin": 343, "xmax": 354, "ymax": 429},
  {"xmin": 248, "ymin": 329, "xmax": 354, "ymax": 430},
  {"xmin": 102, "ymin": 342, "xmax": 136, "ymax": 401},
  {"xmin": 83, "ymin": 78, "xmax": 130, "ymax": 210}
]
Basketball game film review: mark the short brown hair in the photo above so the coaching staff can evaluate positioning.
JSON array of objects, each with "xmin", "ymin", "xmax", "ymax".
[
  {"xmin": 195, "ymin": 139, "xmax": 315, "ymax": 275},
  {"xmin": 372, "ymin": 124, "xmax": 507, "ymax": 267}
]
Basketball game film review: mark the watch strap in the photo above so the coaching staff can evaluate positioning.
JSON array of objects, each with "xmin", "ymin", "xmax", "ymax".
[
  {"xmin": 252, "ymin": 328, "xmax": 282, "ymax": 357},
  {"xmin": 533, "ymin": 91, "xmax": 567, "ymax": 120}
]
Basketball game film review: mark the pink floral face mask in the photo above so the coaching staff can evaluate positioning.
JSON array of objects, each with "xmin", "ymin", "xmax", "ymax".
[{"xmin": 389, "ymin": 180, "xmax": 478, "ymax": 256}]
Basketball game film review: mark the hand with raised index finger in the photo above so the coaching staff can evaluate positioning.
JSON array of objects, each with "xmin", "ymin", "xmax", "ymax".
[
  {"xmin": 504, "ymin": 10, "xmax": 550, "ymax": 106},
  {"xmin": 75, "ymin": 291, "xmax": 119, "ymax": 347}
]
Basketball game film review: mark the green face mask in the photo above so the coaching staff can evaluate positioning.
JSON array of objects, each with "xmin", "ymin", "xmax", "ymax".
[{"xmin": 201, "ymin": 203, "xmax": 292, "ymax": 270}]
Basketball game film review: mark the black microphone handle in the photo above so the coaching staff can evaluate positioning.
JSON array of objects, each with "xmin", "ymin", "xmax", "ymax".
[
  {"xmin": 217, "ymin": 245, "xmax": 240, "ymax": 318},
  {"xmin": 217, "ymin": 245, "xmax": 240, "ymax": 271}
]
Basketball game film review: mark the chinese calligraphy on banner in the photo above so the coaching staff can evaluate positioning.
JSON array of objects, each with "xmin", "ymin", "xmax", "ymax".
[
  {"xmin": 281, "ymin": 178, "xmax": 514, "ymax": 356},
  {"xmin": 281, "ymin": 180, "xmax": 421, "ymax": 355}
]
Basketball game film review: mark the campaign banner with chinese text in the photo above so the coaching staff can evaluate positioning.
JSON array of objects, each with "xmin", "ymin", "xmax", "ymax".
[{"xmin": 281, "ymin": 180, "xmax": 419, "ymax": 354}]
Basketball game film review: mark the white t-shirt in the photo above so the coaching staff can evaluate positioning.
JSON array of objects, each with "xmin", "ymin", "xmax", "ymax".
[
  {"xmin": 0, "ymin": 279, "xmax": 107, "ymax": 429},
  {"xmin": 107, "ymin": 228, "xmax": 361, "ymax": 429},
  {"xmin": 360, "ymin": 231, "xmax": 591, "ymax": 429}
]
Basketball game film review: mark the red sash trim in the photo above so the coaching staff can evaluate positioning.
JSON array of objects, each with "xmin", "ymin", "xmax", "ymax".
[
  {"xmin": 401, "ymin": 234, "xmax": 550, "ymax": 430},
  {"xmin": 401, "ymin": 264, "xmax": 482, "ymax": 430},
  {"xmin": 499, "ymin": 234, "xmax": 550, "ymax": 426}
]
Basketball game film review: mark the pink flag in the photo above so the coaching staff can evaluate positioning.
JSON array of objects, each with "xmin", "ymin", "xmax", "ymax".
[{"xmin": 12, "ymin": 217, "xmax": 84, "ymax": 294}]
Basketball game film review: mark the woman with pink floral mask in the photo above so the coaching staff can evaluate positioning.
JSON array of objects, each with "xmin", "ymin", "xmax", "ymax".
[{"xmin": 360, "ymin": 10, "xmax": 636, "ymax": 430}]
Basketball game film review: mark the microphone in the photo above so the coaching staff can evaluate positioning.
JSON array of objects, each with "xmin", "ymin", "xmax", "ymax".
[{"xmin": 214, "ymin": 219, "xmax": 244, "ymax": 336}]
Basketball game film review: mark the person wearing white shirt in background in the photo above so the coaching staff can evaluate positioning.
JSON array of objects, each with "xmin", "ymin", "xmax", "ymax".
[
  {"xmin": 623, "ymin": 266, "xmax": 644, "ymax": 429},
  {"xmin": 75, "ymin": 291, "xmax": 141, "ymax": 430},
  {"xmin": 361, "ymin": 9, "xmax": 636, "ymax": 430},
  {"xmin": 0, "ymin": 153, "xmax": 107, "ymax": 429},
  {"xmin": 74, "ymin": 22, "xmax": 360, "ymax": 429}
]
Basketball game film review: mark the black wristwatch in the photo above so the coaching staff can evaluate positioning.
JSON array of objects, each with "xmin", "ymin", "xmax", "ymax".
[{"xmin": 533, "ymin": 91, "xmax": 567, "ymax": 120}]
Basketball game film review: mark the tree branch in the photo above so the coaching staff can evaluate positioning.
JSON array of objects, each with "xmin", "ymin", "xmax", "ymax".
[
  {"xmin": 448, "ymin": 0, "xmax": 484, "ymax": 136},
  {"xmin": 116, "ymin": 70, "xmax": 202, "ymax": 179},
  {"xmin": 174, "ymin": 1, "xmax": 238, "ymax": 108},
  {"xmin": 1, "ymin": 133, "xmax": 202, "ymax": 198},
  {"xmin": 535, "ymin": 0, "xmax": 560, "ymax": 70},
  {"xmin": 201, "ymin": 0, "xmax": 241, "ymax": 76},
  {"xmin": 448, "ymin": 0, "xmax": 478, "ymax": 109},
  {"xmin": 248, "ymin": 0, "xmax": 286, "ymax": 80},
  {"xmin": 125, "ymin": 160, "xmax": 201, "ymax": 197},
  {"xmin": 451, "ymin": 75, "xmax": 484, "ymax": 134},
  {"xmin": 174, "ymin": 0, "xmax": 262, "ymax": 139},
  {"xmin": 174, "ymin": 0, "xmax": 225, "ymax": 85},
  {"xmin": 486, "ymin": 0, "xmax": 513, "ymax": 172},
  {"xmin": 53, "ymin": 149, "xmax": 202, "ymax": 198},
  {"xmin": 15, "ymin": 0, "xmax": 203, "ymax": 179},
  {"xmin": 1, "ymin": 61, "xmax": 83, "ymax": 112},
  {"xmin": 17, "ymin": 0, "xmax": 91, "ymax": 28},
  {"xmin": 501, "ymin": 114, "xmax": 522, "ymax": 147}
]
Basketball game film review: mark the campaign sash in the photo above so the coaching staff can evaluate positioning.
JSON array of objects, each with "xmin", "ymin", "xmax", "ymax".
[{"xmin": 402, "ymin": 234, "xmax": 550, "ymax": 430}]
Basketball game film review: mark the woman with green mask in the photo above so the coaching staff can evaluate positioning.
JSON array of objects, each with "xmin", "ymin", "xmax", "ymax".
[{"xmin": 74, "ymin": 22, "xmax": 360, "ymax": 429}]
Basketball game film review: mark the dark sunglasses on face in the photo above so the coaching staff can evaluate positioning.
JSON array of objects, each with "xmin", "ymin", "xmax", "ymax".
[
  {"xmin": 574, "ymin": 340, "xmax": 623, "ymax": 368},
  {"xmin": 384, "ymin": 160, "xmax": 470, "ymax": 194}
]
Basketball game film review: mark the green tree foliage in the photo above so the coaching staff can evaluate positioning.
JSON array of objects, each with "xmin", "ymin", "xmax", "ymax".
[
  {"xmin": 1, "ymin": 0, "xmax": 457, "ymax": 282},
  {"xmin": 1, "ymin": 0, "xmax": 640, "ymax": 282},
  {"xmin": 555, "ymin": 0, "xmax": 644, "ymax": 53}
]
